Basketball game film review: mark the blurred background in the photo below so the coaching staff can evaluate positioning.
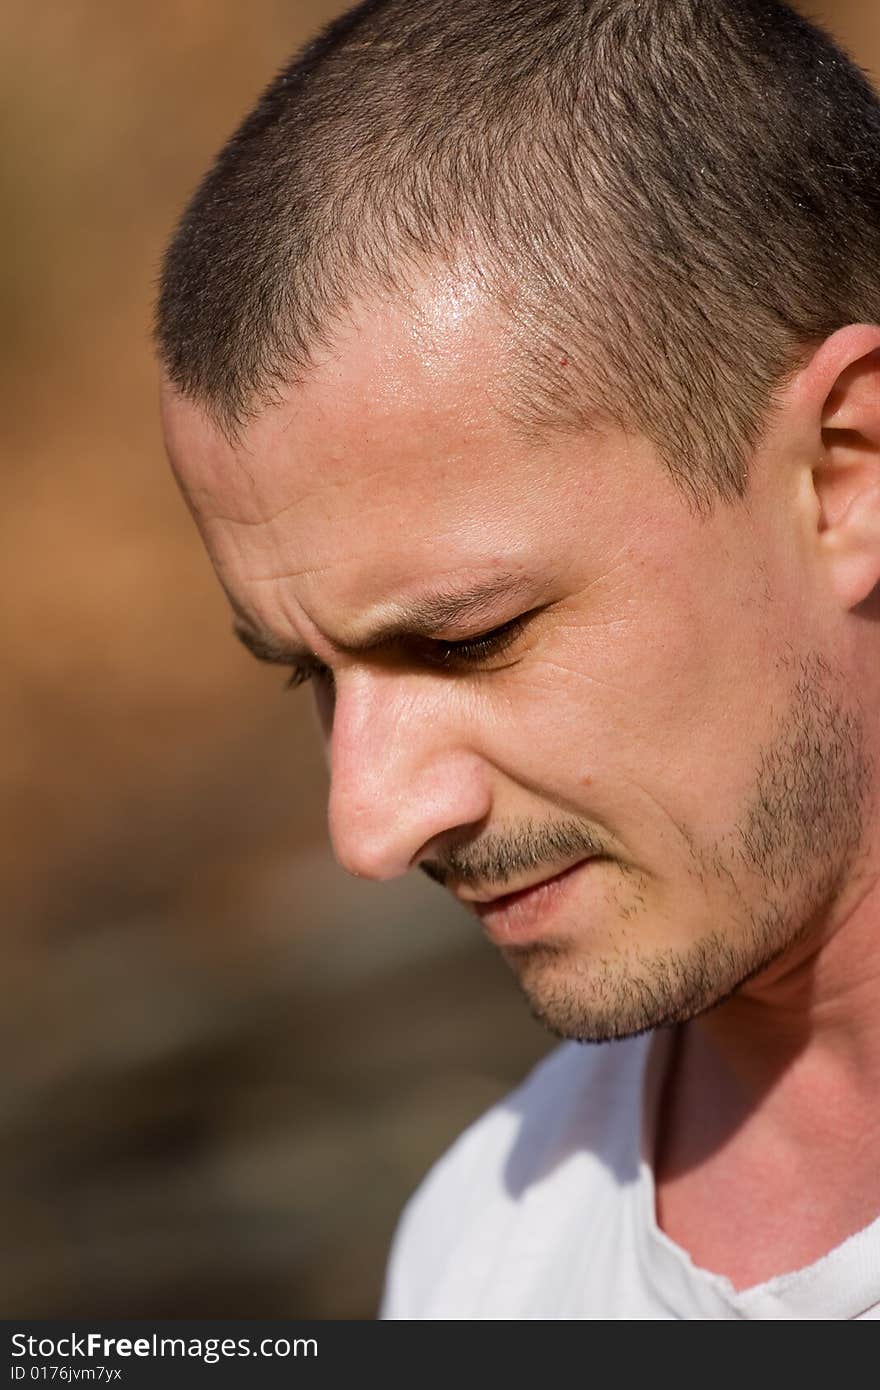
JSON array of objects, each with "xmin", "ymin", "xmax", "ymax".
[{"xmin": 3, "ymin": 0, "xmax": 879, "ymax": 1320}]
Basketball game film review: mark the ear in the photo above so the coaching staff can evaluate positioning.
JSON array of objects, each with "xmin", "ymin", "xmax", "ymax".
[{"xmin": 805, "ymin": 325, "xmax": 880, "ymax": 611}]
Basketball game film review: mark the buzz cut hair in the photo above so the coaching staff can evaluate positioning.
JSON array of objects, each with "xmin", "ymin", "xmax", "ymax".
[{"xmin": 155, "ymin": 0, "xmax": 880, "ymax": 516}]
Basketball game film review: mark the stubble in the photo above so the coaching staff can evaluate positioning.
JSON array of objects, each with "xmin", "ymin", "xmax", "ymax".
[{"xmin": 426, "ymin": 651, "xmax": 874, "ymax": 1044}]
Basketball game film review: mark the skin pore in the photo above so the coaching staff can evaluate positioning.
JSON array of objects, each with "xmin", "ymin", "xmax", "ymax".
[{"xmin": 161, "ymin": 270, "xmax": 880, "ymax": 1287}]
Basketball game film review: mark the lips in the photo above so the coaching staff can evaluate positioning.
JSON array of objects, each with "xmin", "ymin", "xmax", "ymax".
[
  {"xmin": 459, "ymin": 857, "xmax": 596, "ymax": 906},
  {"xmin": 470, "ymin": 857, "xmax": 604, "ymax": 945}
]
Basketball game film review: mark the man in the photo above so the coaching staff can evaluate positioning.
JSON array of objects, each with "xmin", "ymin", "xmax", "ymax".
[{"xmin": 155, "ymin": 0, "xmax": 880, "ymax": 1317}]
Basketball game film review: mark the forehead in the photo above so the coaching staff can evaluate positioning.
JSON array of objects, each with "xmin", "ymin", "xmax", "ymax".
[{"xmin": 161, "ymin": 274, "xmax": 685, "ymax": 629}]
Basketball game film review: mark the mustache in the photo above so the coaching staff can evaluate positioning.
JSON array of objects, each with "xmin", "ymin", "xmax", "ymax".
[{"xmin": 419, "ymin": 819, "xmax": 607, "ymax": 891}]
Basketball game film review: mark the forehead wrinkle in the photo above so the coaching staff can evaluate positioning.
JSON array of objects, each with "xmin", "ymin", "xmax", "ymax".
[
  {"xmin": 246, "ymin": 564, "xmax": 335, "ymax": 586},
  {"xmin": 199, "ymin": 453, "xmax": 434, "ymax": 537}
]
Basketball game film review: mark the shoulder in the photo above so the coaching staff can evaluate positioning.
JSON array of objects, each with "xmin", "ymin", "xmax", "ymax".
[{"xmin": 380, "ymin": 1034, "xmax": 651, "ymax": 1318}]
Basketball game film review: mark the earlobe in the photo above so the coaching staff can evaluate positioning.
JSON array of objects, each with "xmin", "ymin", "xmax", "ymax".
[{"xmin": 807, "ymin": 329, "xmax": 880, "ymax": 611}]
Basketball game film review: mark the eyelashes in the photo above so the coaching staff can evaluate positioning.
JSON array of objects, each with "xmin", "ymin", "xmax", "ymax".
[
  {"xmin": 282, "ymin": 614, "xmax": 529, "ymax": 689},
  {"xmin": 420, "ymin": 614, "xmax": 528, "ymax": 668},
  {"xmin": 284, "ymin": 660, "xmax": 332, "ymax": 691}
]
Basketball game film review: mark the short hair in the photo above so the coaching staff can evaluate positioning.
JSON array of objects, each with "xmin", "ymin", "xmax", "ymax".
[{"xmin": 155, "ymin": 0, "xmax": 880, "ymax": 516}]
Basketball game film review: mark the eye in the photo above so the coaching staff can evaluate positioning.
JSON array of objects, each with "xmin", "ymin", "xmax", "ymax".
[
  {"xmin": 423, "ymin": 614, "xmax": 529, "ymax": 668},
  {"xmin": 281, "ymin": 613, "xmax": 533, "ymax": 686},
  {"xmin": 283, "ymin": 659, "xmax": 334, "ymax": 691}
]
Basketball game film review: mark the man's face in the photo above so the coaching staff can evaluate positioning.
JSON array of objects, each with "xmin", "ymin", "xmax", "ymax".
[{"xmin": 161, "ymin": 274, "xmax": 872, "ymax": 1042}]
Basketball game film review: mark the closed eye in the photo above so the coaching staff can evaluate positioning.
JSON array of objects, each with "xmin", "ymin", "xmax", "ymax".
[
  {"xmin": 284, "ymin": 657, "xmax": 333, "ymax": 691},
  {"xmin": 418, "ymin": 613, "xmax": 529, "ymax": 668},
  {"xmin": 283, "ymin": 611, "xmax": 533, "ymax": 689}
]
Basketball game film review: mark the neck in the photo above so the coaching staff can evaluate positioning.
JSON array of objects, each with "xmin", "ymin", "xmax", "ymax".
[
  {"xmin": 696, "ymin": 859, "xmax": 880, "ymax": 1105},
  {"xmin": 653, "ymin": 864, "xmax": 880, "ymax": 1287}
]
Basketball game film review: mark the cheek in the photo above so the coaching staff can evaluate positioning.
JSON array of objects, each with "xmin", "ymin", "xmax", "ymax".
[{"xmin": 490, "ymin": 586, "xmax": 779, "ymax": 852}]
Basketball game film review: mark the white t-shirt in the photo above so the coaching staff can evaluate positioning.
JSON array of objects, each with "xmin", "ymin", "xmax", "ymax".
[{"xmin": 380, "ymin": 1029, "xmax": 880, "ymax": 1319}]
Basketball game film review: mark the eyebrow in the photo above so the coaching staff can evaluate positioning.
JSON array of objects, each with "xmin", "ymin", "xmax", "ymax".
[{"xmin": 232, "ymin": 573, "xmax": 533, "ymax": 667}]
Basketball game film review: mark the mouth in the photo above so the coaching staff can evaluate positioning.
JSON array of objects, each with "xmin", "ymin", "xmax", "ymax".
[{"xmin": 464, "ymin": 857, "xmax": 607, "ymax": 945}]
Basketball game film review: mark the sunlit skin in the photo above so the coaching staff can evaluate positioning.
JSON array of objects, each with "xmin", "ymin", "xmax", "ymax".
[{"xmin": 161, "ymin": 271, "xmax": 880, "ymax": 1288}]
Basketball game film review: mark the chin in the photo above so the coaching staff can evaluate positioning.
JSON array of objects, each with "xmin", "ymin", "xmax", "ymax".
[{"xmin": 502, "ymin": 927, "xmax": 775, "ymax": 1043}]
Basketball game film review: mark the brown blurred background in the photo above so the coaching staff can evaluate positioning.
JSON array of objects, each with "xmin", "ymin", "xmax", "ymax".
[{"xmin": 3, "ymin": 0, "xmax": 879, "ymax": 1319}]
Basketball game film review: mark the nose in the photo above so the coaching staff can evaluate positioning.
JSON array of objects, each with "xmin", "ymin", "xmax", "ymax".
[{"xmin": 326, "ymin": 670, "xmax": 493, "ymax": 881}]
